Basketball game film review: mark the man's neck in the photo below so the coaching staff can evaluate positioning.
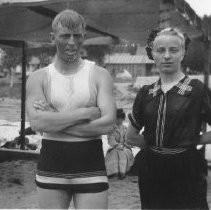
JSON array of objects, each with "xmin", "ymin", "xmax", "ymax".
[{"xmin": 54, "ymin": 55, "xmax": 83, "ymax": 74}]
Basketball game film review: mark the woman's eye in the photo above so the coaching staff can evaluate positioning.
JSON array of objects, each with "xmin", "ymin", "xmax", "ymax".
[
  {"xmin": 170, "ymin": 48, "xmax": 179, "ymax": 53},
  {"xmin": 156, "ymin": 48, "xmax": 165, "ymax": 53}
]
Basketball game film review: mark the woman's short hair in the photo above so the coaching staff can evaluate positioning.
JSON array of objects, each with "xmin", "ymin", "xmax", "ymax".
[
  {"xmin": 117, "ymin": 108, "xmax": 126, "ymax": 120},
  {"xmin": 145, "ymin": 27, "xmax": 191, "ymax": 60},
  {"xmin": 52, "ymin": 9, "xmax": 86, "ymax": 33}
]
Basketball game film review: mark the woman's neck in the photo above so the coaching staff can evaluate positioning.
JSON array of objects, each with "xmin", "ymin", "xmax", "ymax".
[{"xmin": 160, "ymin": 71, "xmax": 185, "ymax": 84}]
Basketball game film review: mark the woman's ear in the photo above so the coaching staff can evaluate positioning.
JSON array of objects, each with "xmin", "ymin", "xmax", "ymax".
[
  {"xmin": 83, "ymin": 32, "xmax": 87, "ymax": 39},
  {"xmin": 181, "ymin": 48, "xmax": 186, "ymax": 61},
  {"xmin": 49, "ymin": 32, "xmax": 55, "ymax": 44}
]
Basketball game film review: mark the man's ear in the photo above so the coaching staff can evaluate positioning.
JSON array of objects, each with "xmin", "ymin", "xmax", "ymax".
[{"xmin": 49, "ymin": 32, "xmax": 55, "ymax": 44}]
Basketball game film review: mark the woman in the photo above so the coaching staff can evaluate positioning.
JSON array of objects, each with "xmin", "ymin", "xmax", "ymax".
[
  {"xmin": 105, "ymin": 109, "xmax": 134, "ymax": 179},
  {"xmin": 126, "ymin": 27, "xmax": 210, "ymax": 209}
]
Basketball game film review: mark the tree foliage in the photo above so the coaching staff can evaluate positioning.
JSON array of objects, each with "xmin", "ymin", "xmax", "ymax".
[
  {"xmin": 1, "ymin": 47, "xmax": 22, "ymax": 73},
  {"xmin": 84, "ymin": 45, "xmax": 113, "ymax": 65},
  {"xmin": 182, "ymin": 15, "xmax": 211, "ymax": 74},
  {"xmin": 183, "ymin": 39, "xmax": 206, "ymax": 73}
]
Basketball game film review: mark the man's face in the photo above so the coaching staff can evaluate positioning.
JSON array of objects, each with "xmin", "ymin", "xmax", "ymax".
[
  {"xmin": 52, "ymin": 25, "xmax": 85, "ymax": 63},
  {"xmin": 152, "ymin": 35, "xmax": 185, "ymax": 75}
]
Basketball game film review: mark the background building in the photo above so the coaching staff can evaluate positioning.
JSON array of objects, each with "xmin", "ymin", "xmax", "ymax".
[{"xmin": 104, "ymin": 53, "xmax": 155, "ymax": 78}]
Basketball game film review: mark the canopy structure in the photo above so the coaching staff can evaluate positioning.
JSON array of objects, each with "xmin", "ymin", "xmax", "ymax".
[
  {"xmin": 0, "ymin": 0, "xmax": 205, "ymax": 45},
  {"xmin": 0, "ymin": 0, "xmax": 206, "ymax": 149},
  {"xmin": 0, "ymin": 0, "xmax": 160, "ymax": 45}
]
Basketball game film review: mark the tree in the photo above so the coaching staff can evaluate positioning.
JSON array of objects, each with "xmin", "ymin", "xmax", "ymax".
[
  {"xmin": 180, "ymin": 15, "xmax": 211, "ymax": 74},
  {"xmin": 183, "ymin": 39, "xmax": 206, "ymax": 73},
  {"xmin": 1, "ymin": 47, "xmax": 22, "ymax": 87},
  {"xmin": 84, "ymin": 45, "xmax": 113, "ymax": 65},
  {"xmin": 202, "ymin": 15, "xmax": 211, "ymax": 74},
  {"xmin": 2, "ymin": 47, "xmax": 22, "ymax": 71}
]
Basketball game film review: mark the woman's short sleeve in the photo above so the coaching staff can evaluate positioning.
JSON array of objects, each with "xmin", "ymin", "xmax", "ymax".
[
  {"xmin": 128, "ymin": 87, "xmax": 145, "ymax": 130},
  {"xmin": 201, "ymin": 85, "xmax": 211, "ymax": 125}
]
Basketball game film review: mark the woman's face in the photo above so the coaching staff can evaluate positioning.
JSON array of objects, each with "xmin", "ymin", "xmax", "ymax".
[{"xmin": 152, "ymin": 34, "xmax": 185, "ymax": 75}]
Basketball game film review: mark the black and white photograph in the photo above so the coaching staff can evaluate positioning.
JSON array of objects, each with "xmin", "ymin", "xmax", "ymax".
[{"xmin": 0, "ymin": 0, "xmax": 211, "ymax": 209}]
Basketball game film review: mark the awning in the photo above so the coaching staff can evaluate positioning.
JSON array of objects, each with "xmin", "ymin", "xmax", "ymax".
[
  {"xmin": 104, "ymin": 54, "xmax": 154, "ymax": 64},
  {"xmin": 0, "ymin": 0, "xmax": 204, "ymax": 45},
  {"xmin": 0, "ymin": 0, "xmax": 159, "ymax": 45}
]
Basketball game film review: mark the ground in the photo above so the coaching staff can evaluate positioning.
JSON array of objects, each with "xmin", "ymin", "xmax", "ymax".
[{"xmin": 0, "ymin": 160, "xmax": 141, "ymax": 209}]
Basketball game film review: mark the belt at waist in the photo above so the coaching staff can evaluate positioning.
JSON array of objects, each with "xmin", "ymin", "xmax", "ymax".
[
  {"xmin": 149, "ymin": 146, "xmax": 188, "ymax": 155},
  {"xmin": 43, "ymin": 132, "xmax": 101, "ymax": 142}
]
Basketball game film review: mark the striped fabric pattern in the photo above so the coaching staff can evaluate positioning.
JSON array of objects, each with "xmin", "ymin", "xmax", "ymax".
[
  {"xmin": 36, "ymin": 173, "xmax": 108, "ymax": 185},
  {"xmin": 149, "ymin": 79, "xmax": 161, "ymax": 97},
  {"xmin": 150, "ymin": 146, "xmax": 187, "ymax": 154},
  {"xmin": 37, "ymin": 170, "xmax": 107, "ymax": 179},
  {"xmin": 128, "ymin": 112, "xmax": 142, "ymax": 130},
  {"xmin": 155, "ymin": 93, "xmax": 167, "ymax": 148},
  {"xmin": 149, "ymin": 76, "xmax": 192, "ymax": 154},
  {"xmin": 160, "ymin": 95, "xmax": 167, "ymax": 147},
  {"xmin": 149, "ymin": 76, "xmax": 192, "ymax": 97},
  {"xmin": 176, "ymin": 76, "xmax": 192, "ymax": 95},
  {"xmin": 36, "ymin": 139, "xmax": 109, "ymax": 192},
  {"xmin": 156, "ymin": 94, "xmax": 164, "ymax": 146}
]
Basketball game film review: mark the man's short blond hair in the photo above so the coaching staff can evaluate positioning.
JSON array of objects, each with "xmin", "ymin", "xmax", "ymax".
[{"xmin": 52, "ymin": 9, "xmax": 86, "ymax": 32}]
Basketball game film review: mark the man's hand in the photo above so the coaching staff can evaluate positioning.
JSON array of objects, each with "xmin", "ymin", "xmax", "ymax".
[
  {"xmin": 86, "ymin": 107, "xmax": 101, "ymax": 121},
  {"xmin": 33, "ymin": 100, "xmax": 100, "ymax": 121},
  {"xmin": 33, "ymin": 100, "xmax": 55, "ymax": 112},
  {"xmin": 26, "ymin": 69, "xmax": 104, "ymax": 133},
  {"xmin": 61, "ymin": 66, "xmax": 116, "ymax": 137}
]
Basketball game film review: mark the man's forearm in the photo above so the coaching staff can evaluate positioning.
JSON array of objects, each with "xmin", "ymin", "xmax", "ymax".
[
  {"xmin": 29, "ymin": 109, "xmax": 89, "ymax": 133},
  {"xmin": 62, "ymin": 117, "xmax": 115, "ymax": 137}
]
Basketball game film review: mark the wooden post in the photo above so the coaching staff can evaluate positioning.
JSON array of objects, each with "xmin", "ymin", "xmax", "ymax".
[
  {"xmin": 20, "ymin": 41, "xmax": 26, "ymax": 150},
  {"xmin": 204, "ymin": 40, "xmax": 211, "ymax": 88},
  {"xmin": 202, "ymin": 26, "xmax": 211, "ymax": 156}
]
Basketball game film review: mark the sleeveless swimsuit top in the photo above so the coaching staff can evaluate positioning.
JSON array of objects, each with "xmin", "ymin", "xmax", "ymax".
[{"xmin": 43, "ymin": 59, "xmax": 100, "ymax": 142}]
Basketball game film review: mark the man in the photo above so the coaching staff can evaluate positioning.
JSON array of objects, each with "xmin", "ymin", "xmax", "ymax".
[{"xmin": 26, "ymin": 9, "xmax": 116, "ymax": 209}]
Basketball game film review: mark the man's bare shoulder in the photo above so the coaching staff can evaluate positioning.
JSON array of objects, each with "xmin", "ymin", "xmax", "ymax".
[
  {"xmin": 28, "ymin": 67, "xmax": 48, "ymax": 81},
  {"xmin": 26, "ymin": 67, "xmax": 49, "ymax": 93},
  {"xmin": 93, "ymin": 64, "xmax": 112, "ymax": 80},
  {"xmin": 27, "ymin": 67, "xmax": 47, "ymax": 85},
  {"xmin": 91, "ymin": 65, "xmax": 114, "ymax": 92},
  {"xmin": 93, "ymin": 64, "xmax": 109, "ymax": 73}
]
